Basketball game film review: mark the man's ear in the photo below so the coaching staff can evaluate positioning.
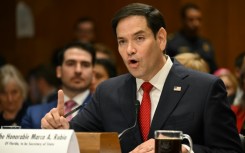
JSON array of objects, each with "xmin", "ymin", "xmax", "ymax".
[
  {"xmin": 157, "ymin": 27, "xmax": 167, "ymax": 51},
  {"xmin": 56, "ymin": 66, "xmax": 61, "ymax": 78}
]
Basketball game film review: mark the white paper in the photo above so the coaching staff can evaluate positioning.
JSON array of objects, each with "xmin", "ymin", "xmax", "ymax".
[{"xmin": 0, "ymin": 129, "xmax": 80, "ymax": 153}]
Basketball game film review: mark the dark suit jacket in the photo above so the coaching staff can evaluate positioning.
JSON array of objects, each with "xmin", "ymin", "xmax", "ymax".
[
  {"xmin": 21, "ymin": 94, "xmax": 92, "ymax": 129},
  {"xmin": 70, "ymin": 59, "xmax": 243, "ymax": 153},
  {"xmin": 167, "ymin": 31, "xmax": 217, "ymax": 73}
]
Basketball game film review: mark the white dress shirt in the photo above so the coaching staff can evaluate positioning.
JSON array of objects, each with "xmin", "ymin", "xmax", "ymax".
[{"xmin": 136, "ymin": 55, "xmax": 173, "ymax": 122}]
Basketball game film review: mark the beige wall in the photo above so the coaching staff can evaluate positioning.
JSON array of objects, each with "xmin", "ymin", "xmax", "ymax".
[{"xmin": 1, "ymin": 0, "xmax": 245, "ymax": 76}]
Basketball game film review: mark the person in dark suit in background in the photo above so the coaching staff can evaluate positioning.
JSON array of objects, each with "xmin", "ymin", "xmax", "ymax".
[
  {"xmin": 21, "ymin": 41, "xmax": 95, "ymax": 129},
  {"xmin": 167, "ymin": 3, "xmax": 217, "ymax": 73},
  {"xmin": 41, "ymin": 3, "xmax": 242, "ymax": 153}
]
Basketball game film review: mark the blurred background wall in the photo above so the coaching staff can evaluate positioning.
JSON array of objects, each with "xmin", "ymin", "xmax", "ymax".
[{"xmin": 0, "ymin": 0, "xmax": 245, "ymax": 76}]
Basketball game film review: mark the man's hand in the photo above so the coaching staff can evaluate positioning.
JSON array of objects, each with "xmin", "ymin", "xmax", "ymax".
[
  {"xmin": 130, "ymin": 139, "xmax": 189, "ymax": 153},
  {"xmin": 130, "ymin": 139, "xmax": 155, "ymax": 153},
  {"xmin": 41, "ymin": 90, "xmax": 69, "ymax": 129}
]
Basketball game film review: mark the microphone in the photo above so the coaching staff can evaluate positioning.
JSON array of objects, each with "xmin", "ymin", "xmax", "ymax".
[
  {"xmin": 64, "ymin": 104, "xmax": 85, "ymax": 118},
  {"xmin": 118, "ymin": 100, "xmax": 140, "ymax": 141}
]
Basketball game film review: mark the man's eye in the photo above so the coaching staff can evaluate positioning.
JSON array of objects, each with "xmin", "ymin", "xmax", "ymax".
[
  {"xmin": 82, "ymin": 62, "xmax": 91, "ymax": 67},
  {"xmin": 118, "ymin": 40, "xmax": 126, "ymax": 45},
  {"xmin": 66, "ymin": 62, "xmax": 75, "ymax": 66},
  {"xmin": 136, "ymin": 36, "xmax": 145, "ymax": 41}
]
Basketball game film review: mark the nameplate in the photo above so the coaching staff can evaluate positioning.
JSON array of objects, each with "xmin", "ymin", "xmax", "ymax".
[{"xmin": 0, "ymin": 129, "xmax": 79, "ymax": 153}]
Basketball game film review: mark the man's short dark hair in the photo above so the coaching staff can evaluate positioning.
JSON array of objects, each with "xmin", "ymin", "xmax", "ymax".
[
  {"xmin": 112, "ymin": 3, "xmax": 166, "ymax": 37},
  {"xmin": 180, "ymin": 3, "xmax": 200, "ymax": 19},
  {"xmin": 57, "ymin": 41, "xmax": 96, "ymax": 66}
]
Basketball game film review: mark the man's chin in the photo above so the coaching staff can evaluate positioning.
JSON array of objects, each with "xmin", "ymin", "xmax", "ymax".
[
  {"xmin": 128, "ymin": 70, "xmax": 143, "ymax": 79},
  {"xmin": 66, "ymin": 85, "xmax": 86, "ymax": 92}
]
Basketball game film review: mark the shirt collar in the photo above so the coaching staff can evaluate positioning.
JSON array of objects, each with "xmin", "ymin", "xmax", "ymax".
[
  {"xmin": 64, "ymin": 89, "xmax": 90, "ymax": 106},
  {"xmin": 136, "ymin": 55, "xmax": 173, "ymax": 91}
]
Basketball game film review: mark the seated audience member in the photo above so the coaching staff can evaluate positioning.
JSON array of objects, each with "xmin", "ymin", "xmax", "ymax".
[
  {"xmin": 166, "ymin": 3, "xmax": 217, "ymax": 73},
  {"xmin": 94, "ymin": 43, "xmax": 116, "ymax": 63},
  {"xmin": 214, "ymin": 68, "xmax": 238, "ymax": 104},
  {"xmin": 41, "ymin": 3, "xmax": 242, "ymax": 153},
  {"xmin": 231, "ymin": 67, "xmax": 245, "ymax": 134},
  {"xmin": 73, "ymin": 17, "xmax": 96, "ymax": 44},
  {"xmin": 234, "ymin": 52, "xmax": 245, "ymax": 106},
  {"xmin": 234, "ymin": 52, "xmax": 245, "ymax": 80},
  {"xmin": 27, "ymin": 64, "xmax": 59, "ymax": 105},
  {"xmin": 0, "ymin": 64, "xmax": 28, "ymax": 126},
  {"xmin": 90, "ymin": 59, "xmax": 117, "ymax": 93},
  {"xmin": 21, "ymin": 41, "xmax": 95, "ymax": 129},
  {"xmin": 175, "ymin": 52, "xmax": 210, "ymax": 73}
]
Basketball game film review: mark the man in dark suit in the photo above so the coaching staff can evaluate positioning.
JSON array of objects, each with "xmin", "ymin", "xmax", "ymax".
[
  {"xmin": 21, "ymin": 41, "xmax": 95, "ymax": 128},
  {"xmin": 166, "ymin": 3, "xmax": 217, "ymax": 73},
  {"xmin": 41, "ymin": 3, "xmax": 243, "ymax": 153}
]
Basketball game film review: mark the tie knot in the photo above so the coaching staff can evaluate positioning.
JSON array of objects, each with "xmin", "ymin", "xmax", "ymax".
[
  {"xmin": 65, "ymin": 100, "xmax": 77, "ymax": 108},
  {"xmin": 141, "ymin": 82, "xmax": 153, "ymax": 93}
]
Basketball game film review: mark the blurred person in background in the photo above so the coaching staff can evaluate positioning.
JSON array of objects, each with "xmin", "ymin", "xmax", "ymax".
[
  {"xmin": 90, "ymin": 59, "xmax": 117, "ymax": 93},
  {"xmin": 233, "ymin": 52, "xmax": 245, "ymax": 106},
  {"xmin": 175, "ymin": 52, "xmax": 209, "ymax": 73},
  {"xmin": 52, "ymin": 17, "xmax": 97, "ymax": 70},
  {"xmin": 73, "ymin": 17, "xmax": 96, "ymax": 44},
  {"xmin": 214, "ymin": 68, "xmax": 238, "ymax": 104},
  {"xmin": 231, "ymin": 64, "xmax": 245, "ymax": 134},
  {"xmin": 167, "ymin": 3, "xmax": 217, "ymax": 73},
  {"xmin": 27, "ymin": 64, "xmax": 59, "ymax": 105},
  {"xmin": 94, "ymin": 42, "xmax": 116, "ymax": 64},
  {"xmin": 0, "ymin": 64, "xmax": 28, "ymax": 126},
  {"xmin": 21, "ymin": 41, "xmax": 95, "ymax": 129}
]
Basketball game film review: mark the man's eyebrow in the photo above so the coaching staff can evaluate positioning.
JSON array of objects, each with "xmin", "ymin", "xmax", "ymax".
[
  {"xmin": 117, "ymin": 30, "xmax": 146, "ymax": 39},
  {"xmin": 65, "ymin": 59, "xmax": 91, "ymax": 63},
  {"xmin": 134, "ymin": 30, "xmax": 145, "ymax": 36}
]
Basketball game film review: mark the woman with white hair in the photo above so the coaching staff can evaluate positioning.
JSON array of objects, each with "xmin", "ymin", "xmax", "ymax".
[{"xmin": 0, "ymin": 64, "xmax": 28, "ymax": 126}]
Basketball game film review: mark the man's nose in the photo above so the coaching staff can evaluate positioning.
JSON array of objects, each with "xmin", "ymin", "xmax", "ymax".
[
  {"xmin": 126, "ymin": 42, "xmax": 136, "ymax": 56},
  {"xmin": 75, "ymin": 64, "xmax": 82, "ymax": 73},
  {"xmin": 193, "ymin": 19, "xmax": 201, "ymax": 27}
]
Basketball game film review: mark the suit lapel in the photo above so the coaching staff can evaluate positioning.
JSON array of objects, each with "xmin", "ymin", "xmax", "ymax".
[
  {"xmin": 78, "ymin": 93, "xmax": 92, "ymax": 112},
  {"xmin": 118, "ymin": 74, "xmax": 142, "ymax": 143},
  {"xmin": 148, "ymin": 61, "xmax": 189, "ymax": 138},
  {"xmin": 118, "ymin": 74, "xmax": 137, "ymax": 127}
]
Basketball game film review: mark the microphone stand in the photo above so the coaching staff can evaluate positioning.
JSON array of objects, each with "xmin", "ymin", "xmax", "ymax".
[{"xmin": 118, "ymin": 100, "xmax": 140, "ymax": 141}]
